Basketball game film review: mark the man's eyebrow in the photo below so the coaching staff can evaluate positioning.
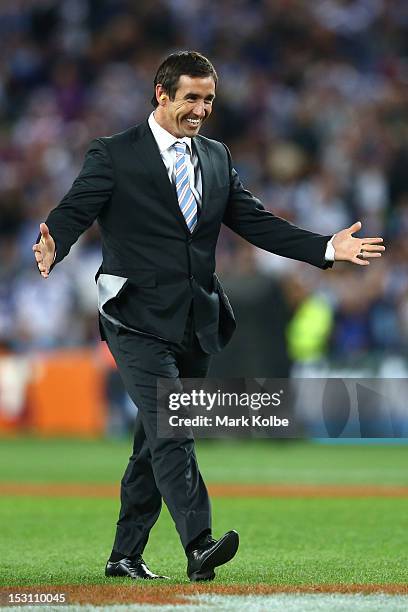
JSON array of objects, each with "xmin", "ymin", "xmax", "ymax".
[{"xmin": 183, "ymin": 92, "xmax": 215, "ymax": 100}]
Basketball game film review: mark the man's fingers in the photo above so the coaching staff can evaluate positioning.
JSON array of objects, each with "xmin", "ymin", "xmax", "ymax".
[
  {"xmin": 361, "ymin": 237, "xmax": 384, "ymax": 245},
  {"xmin": 33, "ymin": 237, "xmax": 52, "ymax": 278},
  {"xmin": 352, "ymin": 256, "xmax": 369, "ymax": 266},
  {"xmin": 348, "ymin": 221, "xmax": 362, "ymax": 234},
  {"xmin": 360, "ymin": 244, "xmax": 385, "ymax": 252},
  {"xmin": 360, "ymin": 252, "xmax": 382, "ymax": 258},
  {"xmin": 40, "ymin": 222, "xmax": 50, "ymax": 239},
  {"xmin": 33, "ymin": 243, "xmax": 46, "ymax": 261},
  {"xmin": 355, "ymin": 250, "xmax": 383, "ymax": 263}
]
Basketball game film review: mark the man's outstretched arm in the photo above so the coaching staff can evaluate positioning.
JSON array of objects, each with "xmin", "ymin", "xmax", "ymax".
[
  {"xmin": 222, "ymin": 147, "xmax": 384, "ymax": 267},
  {"xmin": 32, "ymin": 138, "xmax": 114, "ymax": 278}
]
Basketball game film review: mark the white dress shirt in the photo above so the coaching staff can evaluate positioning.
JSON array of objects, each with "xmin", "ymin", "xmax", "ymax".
[
  {"xmin": 325, "ymin": 236, "xmax": 335, "ymax": 261},
  {"xmin": 148, "ymin": 112, "xmax": 202, "ymax": 207}
]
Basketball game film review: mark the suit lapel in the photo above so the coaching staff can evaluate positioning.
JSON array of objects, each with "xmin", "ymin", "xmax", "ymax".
[
  {"xmin": 193, "ymin": 137, "xmax": 213, "ymax": 233},
  {"xmin": 131, "ymin": 122, "xmax": 214, "ymax": 235},
  {"xmin": 132, "ymin": 122, "xmax": 189, "ymax": 234}
]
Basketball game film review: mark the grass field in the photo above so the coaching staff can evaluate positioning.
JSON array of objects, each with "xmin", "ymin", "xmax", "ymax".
[{"xmin": 0, "ymin": 438, "xmax": 407, "ymax": 609}]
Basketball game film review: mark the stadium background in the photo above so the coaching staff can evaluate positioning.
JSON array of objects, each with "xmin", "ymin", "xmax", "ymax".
[
  {"xmin": 0, "ymin": 1, "xmax": 407, "ymax": 609},
  {"xmin": 1, "ymin": 0, "xmax": 408, "ymax": 434}
]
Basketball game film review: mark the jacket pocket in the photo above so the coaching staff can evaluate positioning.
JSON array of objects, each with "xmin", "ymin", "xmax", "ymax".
[
  {"xmin": 109, "ymin": 269, "xmax": 157, "ymax": 287},
  {"xmin": 213, "ymin": 273, "xmax": 234, "ymax": 316}
]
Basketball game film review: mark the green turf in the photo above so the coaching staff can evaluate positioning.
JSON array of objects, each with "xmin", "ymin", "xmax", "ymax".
[
  {"xmin": 0, "ymin": 496, "xmax": 407, "ymax": 586},
  {"xmin": 0, "ymin": 438, "xmax": 406, "ymax": 485},
  {"xmin": 0, "ymin": 438, "xmax": 407, "ymax": 587}
]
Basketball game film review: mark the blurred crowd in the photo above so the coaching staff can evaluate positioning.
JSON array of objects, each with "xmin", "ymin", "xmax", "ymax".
[{"xmin": 1, "ymin": 0, "xmax": 407, "ymax": 368}]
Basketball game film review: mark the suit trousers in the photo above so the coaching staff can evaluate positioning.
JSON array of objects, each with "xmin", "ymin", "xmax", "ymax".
[{"xmin": 100, "ymin": 309, "xmax": 212, "ymax": 556}]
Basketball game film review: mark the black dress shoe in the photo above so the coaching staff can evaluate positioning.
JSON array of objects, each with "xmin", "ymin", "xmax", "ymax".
[
  {"xmin": 105, "ymin": 555, "xmax": 169, "ymax": 580},
  {"xmin": 187, "ymin": 530, "xmax": 239, "ymax": 581}
]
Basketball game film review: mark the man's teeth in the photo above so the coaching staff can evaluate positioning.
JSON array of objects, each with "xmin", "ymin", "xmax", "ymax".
[{"xmin": 186, "ymin": 119, "xmax": 200, "ymax": 125}]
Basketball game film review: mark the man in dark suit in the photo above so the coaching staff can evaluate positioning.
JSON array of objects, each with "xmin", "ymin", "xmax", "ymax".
[{"xmin": 32, "ymin": 51, "xmax": 384, "ymax": 581}]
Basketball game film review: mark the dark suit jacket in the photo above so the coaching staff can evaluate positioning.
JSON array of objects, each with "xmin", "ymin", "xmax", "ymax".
[{"xmin": 44, "ymin": 120, "xmax": 332, "ymax": 354}]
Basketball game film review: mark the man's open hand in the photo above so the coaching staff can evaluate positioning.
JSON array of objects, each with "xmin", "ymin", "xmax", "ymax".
[
  {"xmin": 32, "ymin": 223, "xmax": 56, "ymax": 278},
  {"xmin": 332, "ymin": 221, "xmax": 385, "ymax": 266}
]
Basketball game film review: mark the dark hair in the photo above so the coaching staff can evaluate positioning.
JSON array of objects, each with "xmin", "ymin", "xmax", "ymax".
[{"xmin": 151, "ymin": 51, "xmax": 217, "ymax": 108}]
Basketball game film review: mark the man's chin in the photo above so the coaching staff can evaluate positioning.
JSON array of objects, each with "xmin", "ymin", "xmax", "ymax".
[{"xmin": 182, "ymin": 120, "xmax": 202, "ymax": 135}]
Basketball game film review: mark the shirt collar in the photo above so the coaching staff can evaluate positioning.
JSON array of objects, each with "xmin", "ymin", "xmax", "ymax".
[{"xmin": 148, "ymin": 112, "xmax": 192, "ymax": 155}]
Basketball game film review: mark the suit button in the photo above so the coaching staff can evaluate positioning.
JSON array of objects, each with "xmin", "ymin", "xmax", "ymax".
[
  {"xmin": 189, "ymin": 275, "xmax": 194, "ymax": 281},
  {"xmin": 187, "ymin": 237, "xmax": 192, "ymax": 244}
]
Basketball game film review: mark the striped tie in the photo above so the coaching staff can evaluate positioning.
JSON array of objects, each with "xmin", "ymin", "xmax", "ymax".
[{"xmin": 174, "ymin": 141, "xmax": 198, "ymax": 232}]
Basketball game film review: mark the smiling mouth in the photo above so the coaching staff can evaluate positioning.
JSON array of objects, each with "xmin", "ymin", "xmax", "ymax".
[{"xmin": 185, "ymin": 118, "xmax": 201, "ymax": 127}]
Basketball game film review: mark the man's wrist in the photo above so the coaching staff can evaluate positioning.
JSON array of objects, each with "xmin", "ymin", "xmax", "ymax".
[{"xmin": 324, "ymin": 235, "xmax": 336, "ymax": 262}]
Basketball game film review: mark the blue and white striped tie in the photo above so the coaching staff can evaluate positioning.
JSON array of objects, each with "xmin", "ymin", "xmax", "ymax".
[{"xmin": 174, "ymin": 141, "xmax": 198, "ymax": 232}]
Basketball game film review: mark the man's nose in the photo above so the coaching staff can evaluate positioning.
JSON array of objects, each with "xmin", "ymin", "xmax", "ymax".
[{"xmin": 192, "ymin": 101, "xmax": 206, "ymax": 117}]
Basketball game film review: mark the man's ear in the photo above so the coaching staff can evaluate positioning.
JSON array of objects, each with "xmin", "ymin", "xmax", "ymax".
[{"xmin": 156, "ymin": 85, "xmax": 167, "ymax": 106}]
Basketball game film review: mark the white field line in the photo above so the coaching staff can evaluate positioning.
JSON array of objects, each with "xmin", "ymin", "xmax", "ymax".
[{"xmin": 2, "ymin": 593, "xmax": 408, "ymax": 612}]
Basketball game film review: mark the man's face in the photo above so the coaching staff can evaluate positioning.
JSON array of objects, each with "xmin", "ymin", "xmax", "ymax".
[{"xmin": 156, "ymin": 75, "xmax": 216, "ymax": 138}]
